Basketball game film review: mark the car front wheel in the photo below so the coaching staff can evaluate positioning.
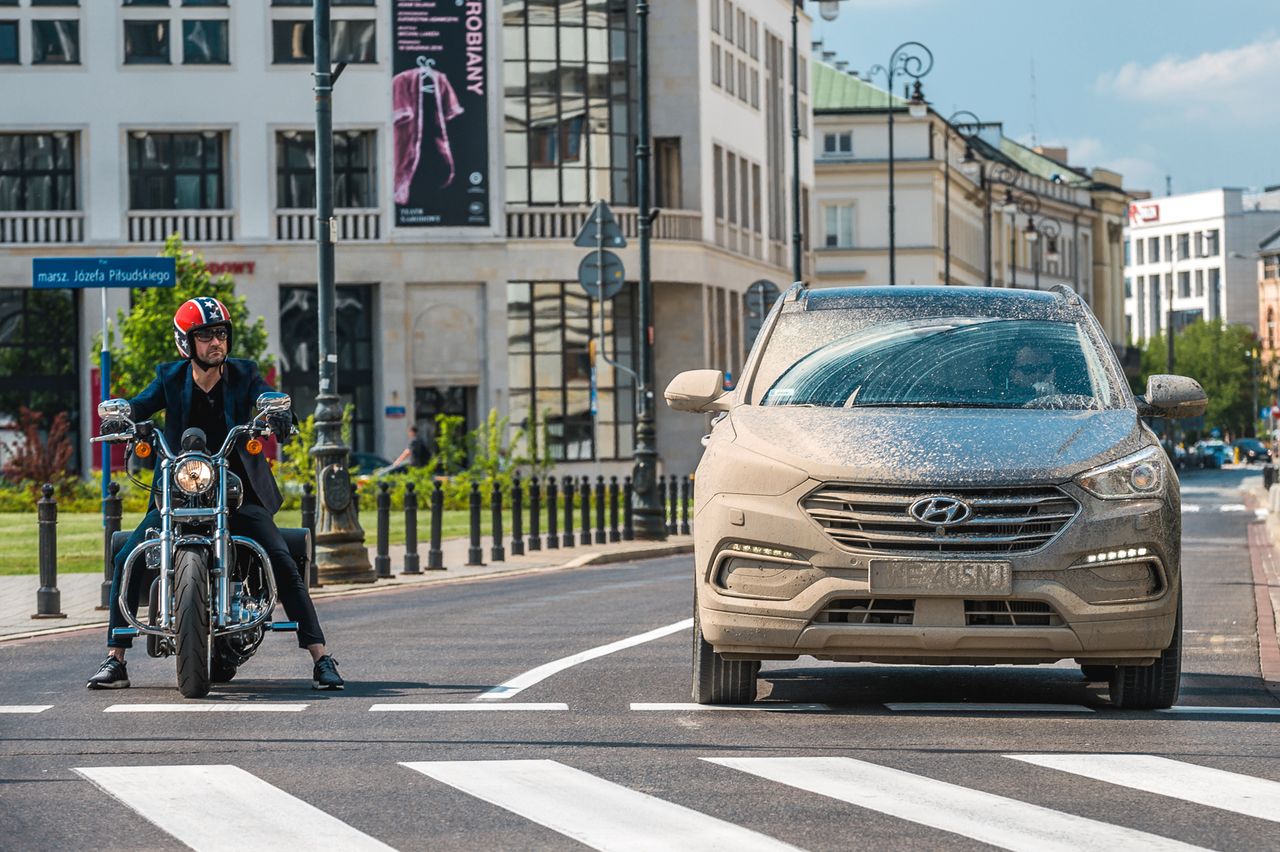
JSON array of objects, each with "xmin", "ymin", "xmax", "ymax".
[
  {"xmin": 1109, "ymin": 597, "xmax": 1181, "ymax": 709},
  {"xmin": 692, "ymin": 609, "xmax": 759, "ymax": 705}
]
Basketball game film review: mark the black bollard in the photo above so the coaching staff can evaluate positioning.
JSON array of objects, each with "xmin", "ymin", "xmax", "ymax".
[
  {"xmin": 658, "ymin": 474, "xmax": 668, "ymax": 533},
  {"xmin": 608, "ymin": 475, "xmax": 621, "ymax": 542},
  {"xmin": 375, "ymin": 481, "xmax": 392, "ymax": 579},
  {"xmin": 100, "ymin": 481, "xmax": 122, "ymax": 609},
  {"xmin": 490, "ymin": 479, "xmax": 505, "ymax": 562},
  {"xmin": 594, "ymin": 475, "xmax": 607, "ymax": 544},
  {"xmin": 402, "ymin": 482, "xmax": 421, "ymax": 575},
  {"xmin": 579, "ymin": 476, "xmax": 591, "ymax": 546},
  {"xmin": 427, "ymin": 478, "xmax": 445, "ymax": 570},
  {"xmin": 562, "ymin": 475, "xmax": 575, "ymax": 548},
  {"xmin": 546, "ymin": 475, "xmax": 559, "ymax": 550},
  {"xmin": 528, "ymin": 475, "xmax": 542, "ymax": 552},
  {"xmin": 622, "ymin": 475, "xmax": 635, "ymax": 540},
  {"xmin": 33, "ymin": 483, "xmax": 65, "ymax": 619},
  {"xmin": 681, "ymin": 474, "xmax": 692, "ymax": 534},
  {"xmin": 510, "ymin": 473, "xmax": 525, "ymax": 556},
  {"xmin": 667, "ymin": 475, "xmax": 679, "ymax": 534},
  {"xmin": 467, "ymin": 480, "xmax": 485, "ymax": 565},
  {"xmin": 302, "ymin": 482, "xmax": 319, "ymax": 587}
]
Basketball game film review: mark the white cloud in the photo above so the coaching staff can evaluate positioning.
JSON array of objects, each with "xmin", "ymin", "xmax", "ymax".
[{"xmin": 1097, "ymin": 37, "xmax": 1280, "ymax": 122}]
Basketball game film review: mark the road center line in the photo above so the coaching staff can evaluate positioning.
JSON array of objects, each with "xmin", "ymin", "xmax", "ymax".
[
  {"xmin": 0, "ymin": 705, "xmax": 53, "ymax": 714},
  {"xmin": 476, "ymin": 618, "xmax": 693, "ymax": 701},
  {"xmin": 104, "ymin": 703, "xmax": 309, "ymax": 713},
  {"xmin": 371, "ymin": 703, "xmax": 568, "ymax": 712}
]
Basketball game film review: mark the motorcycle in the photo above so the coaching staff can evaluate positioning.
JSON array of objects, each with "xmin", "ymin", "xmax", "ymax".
[{"xmin": 93, "ymin": 391, "xmax": 312, "ymax": 698}]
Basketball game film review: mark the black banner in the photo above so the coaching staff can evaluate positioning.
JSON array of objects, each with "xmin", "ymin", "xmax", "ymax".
[{"xmin": 391, "ymin": 0, "xmax": 489, "ymax": 228}]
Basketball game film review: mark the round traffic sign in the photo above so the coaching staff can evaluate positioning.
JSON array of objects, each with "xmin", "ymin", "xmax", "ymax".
[{"xmin": 577, "ymin": 250, "xmax": 626, "ymax": 300}]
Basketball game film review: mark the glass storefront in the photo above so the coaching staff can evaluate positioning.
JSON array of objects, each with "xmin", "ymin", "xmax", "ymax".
[{"xmin": 0, "ymin": 288, "xmax": 80, "ymax": 472}]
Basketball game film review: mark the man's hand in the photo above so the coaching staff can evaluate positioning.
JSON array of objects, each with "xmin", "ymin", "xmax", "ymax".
[
  {"xmin": 267, "ymin": 413, "xmax": 293, "ymax": 440},
  {"xmin": 100, "ymin": 419, "xmax": 131, "ymax": 436}
]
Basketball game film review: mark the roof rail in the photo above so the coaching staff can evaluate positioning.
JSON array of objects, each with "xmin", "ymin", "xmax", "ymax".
[
  {"xmin": 1049, "ymin": 283, "xmax": 1084, "ymax": 307},
  {"xmin": 781, "ymin": 281, "xmax": 807, "ymax": 303}
]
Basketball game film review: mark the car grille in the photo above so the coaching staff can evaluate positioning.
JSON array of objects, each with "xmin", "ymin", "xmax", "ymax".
[
  {"xmin": 816, "ymin": 598, "xmax": 915, "ymax": 625},
  {"xmin": 802, "ymin": 484, "xmax": 1079, "ymax": 555},
  {"xmin": 964, "ymin": 600, "xmax": 1063, "ymax": 627}
]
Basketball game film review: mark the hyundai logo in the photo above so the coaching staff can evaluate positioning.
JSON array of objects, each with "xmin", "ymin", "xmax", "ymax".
[{"xmin": 908, "ymin": 495, "xmax": 973, "ymax": 526}]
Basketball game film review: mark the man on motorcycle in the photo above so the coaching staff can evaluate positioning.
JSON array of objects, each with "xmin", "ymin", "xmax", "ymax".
[{"xmin": 87, "ymin": 297, "xmax": 344, "ymax": 691}]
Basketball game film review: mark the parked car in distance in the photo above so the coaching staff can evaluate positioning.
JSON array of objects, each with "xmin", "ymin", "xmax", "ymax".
[
  {"xmin": 351, "ymin": 451, "xmax": 393, "ymax": 476},
  {"xmin": 1192, "ymin": 440, "xmax": 1229, "ymax": 469},
  {"xmin": 1232, "ymin": 437, "xmax": 1271, "ymax": 464}
]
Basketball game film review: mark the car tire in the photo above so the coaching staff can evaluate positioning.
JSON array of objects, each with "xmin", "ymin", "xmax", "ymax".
[
  {"xmin": 691, "ymin": 609, "xmax": 759, "ymax": 705},
  {"xmin": 1109, "ymin": 597, "xmax": 1181, "ymax": 710},
  {"xmin": 1079, "ymin": 664, "xmax": 1115, "ymax": 682}
]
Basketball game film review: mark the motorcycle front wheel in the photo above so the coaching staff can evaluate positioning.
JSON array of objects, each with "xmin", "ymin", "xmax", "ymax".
[{"xmin": 174, "ymin": 547, "xmax": 212, "ymax": 699}]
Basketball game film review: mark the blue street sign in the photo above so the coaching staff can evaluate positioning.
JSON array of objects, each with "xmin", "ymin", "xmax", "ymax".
[{"xmin": 32, "ymin": 256, "xmax": 176, "ymax": 289}]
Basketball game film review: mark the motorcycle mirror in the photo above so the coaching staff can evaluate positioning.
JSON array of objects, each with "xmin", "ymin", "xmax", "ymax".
[
  {"xmin": 98, "ymin": 398, "xmax": 132, "ymax": 421},
  {"xmin": 256, "ymin": 391, "xmax": 291, "ymax": 415}
]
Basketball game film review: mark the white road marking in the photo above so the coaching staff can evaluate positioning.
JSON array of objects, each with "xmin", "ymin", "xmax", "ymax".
[
  {"xmin": 1255, "ymin": 508, "xmax": 1269, "ymax": 520},
  {"xmin": 476, "ymin": 618, "xmax": 693, "ymax": 701},
  {"xmin": 401, "ymin": 759, "xmax": 801, "ymax": 852},
  {"xmin": 1219, "ymin": 503, "xmax": 1248, "ymax": 512},
  {"xmin": 74, "ymin": 764, "xmax": 393, "ymax": 851},
  {"xmin": 884, "ymin": 703, "xmax": 1094, "ymax": 713},
  {"xmin": 0, "ymin": 705, "xmax": 52, "ymax": 714},
  {"xmin": 370, "ymin": 703, "xmax": 568, "ymax": 712},
  {"xmin": 707, "ymin": 756, "xmax": 1204, "ymax": 852},
  {"xmin": 104, "ymin": 703, "xmax": 308, "ymax": 713},
  {"xmin": 1158, "ymin": 705, "xmax": 1280, "ymax": 716},
  {"xmin": 631, "ymin": 702, "xmax": 830, "ymax": 712},
  {"xmin": 1009, "ymin": 754, "xmax": 1280, "ymax": 824},
  {"xmin": 1182, "ymin": 504, "xmax": 1201, "ymax": 512}
]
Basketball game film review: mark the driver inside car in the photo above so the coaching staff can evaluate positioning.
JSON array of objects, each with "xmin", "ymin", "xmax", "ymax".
[
  {"xmin": 1005, "ymin": 343, "xmax": 1060, "ymax": 401},
  {"xmin": 87, "ymin": 297, "xmax": 344, "ymax": 692}
]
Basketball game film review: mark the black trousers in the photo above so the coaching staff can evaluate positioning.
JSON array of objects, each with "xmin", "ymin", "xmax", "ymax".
[{"xmin": 106, "ymin": 504, "xmax": 325, "ymax": 650}]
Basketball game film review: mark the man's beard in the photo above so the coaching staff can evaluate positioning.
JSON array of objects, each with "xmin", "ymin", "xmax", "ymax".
[{"xmin": 193, "ymin": 349, "xmax": 225, "ymax": 371}]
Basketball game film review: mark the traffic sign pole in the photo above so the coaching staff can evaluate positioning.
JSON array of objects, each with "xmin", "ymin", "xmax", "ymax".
[{"xmin": 100, "ymin": 286, "xmax": 110, "ymax": 502}]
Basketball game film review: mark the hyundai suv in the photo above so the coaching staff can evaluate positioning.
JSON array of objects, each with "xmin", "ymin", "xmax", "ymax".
[{"xmin": 666, "ymin": 285, "xmax": 1207, "ymax": 709}]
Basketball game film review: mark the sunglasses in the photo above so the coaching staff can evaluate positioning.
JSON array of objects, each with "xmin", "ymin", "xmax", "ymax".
[{"xmin": 193, "ymin": 327, "xmax": 229, "ymax": 342}]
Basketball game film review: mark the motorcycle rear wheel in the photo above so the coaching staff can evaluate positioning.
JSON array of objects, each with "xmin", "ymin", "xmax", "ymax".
[{"xmin": 174, "ymin": 547, "xmax": 212, "ymax": 699}]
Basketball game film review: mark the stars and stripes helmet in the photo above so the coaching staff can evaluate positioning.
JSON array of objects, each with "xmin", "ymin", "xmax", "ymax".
[{"xmin": 173, "ymin": 296, "xmax": 233, "ymax": 359}]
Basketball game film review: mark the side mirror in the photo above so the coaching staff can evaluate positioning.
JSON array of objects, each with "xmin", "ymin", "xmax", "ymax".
[
  {"xmin": 1137, "ymin": 374, "xmax": 1207, "ymax": 419},
  {"xmin": 665, "ymin": 370, "xmax": 730, "ymax": 413},
  {"xmin": 97, "ymin": 398, "xmax": 132, "ymax": 421},
  {"xmin": 256, "ymin": 391, "xmax": 292, "ymax": 415}
]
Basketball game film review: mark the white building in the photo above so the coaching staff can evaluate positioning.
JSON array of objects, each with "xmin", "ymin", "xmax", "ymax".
[
  {"xmin": 0, "ymin": 0, "xmax": 812, "ymax": 478},
  {"xmin": 1123, "ymin": 188, "xmax": 1280, "ymax": 342}
]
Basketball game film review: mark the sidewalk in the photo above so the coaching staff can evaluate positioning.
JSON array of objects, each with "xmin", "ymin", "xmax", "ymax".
[
  {"xmin": 1244, "ymin": 480, "xmax": 1280, "ymax": 699},
  {"xmin": 0, "ymin": 533, "xmax": 693, "ymax": 643}
]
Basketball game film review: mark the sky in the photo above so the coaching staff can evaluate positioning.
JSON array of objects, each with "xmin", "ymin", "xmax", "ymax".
[{"xmin": 812, "ymin": 0, "xmax": 1279, "ymax": 195}]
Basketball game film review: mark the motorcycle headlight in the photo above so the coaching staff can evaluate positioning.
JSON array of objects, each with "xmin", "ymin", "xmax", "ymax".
[
  {"xmin": 174, "ymin": 458, "xmax": 215, "ymax": 495},
  {"xmin": 1075, "ymin": 446, "xmax": 1164, "ymax": 499}
]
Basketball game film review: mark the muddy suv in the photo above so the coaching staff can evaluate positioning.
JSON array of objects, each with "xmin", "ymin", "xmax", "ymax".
[{"xmin": 666, "ymin": 285, "xmax": 1207, "ymax": 709}]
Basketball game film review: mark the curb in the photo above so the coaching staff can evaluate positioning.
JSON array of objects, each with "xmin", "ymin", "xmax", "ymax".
[
  {"xmin": 1243, "ymin": 489, "xmax": 1280, "ymax": 702},
  {"xmin": 0, "ymin": 543, "xmax": 693, "ymax": 645}
]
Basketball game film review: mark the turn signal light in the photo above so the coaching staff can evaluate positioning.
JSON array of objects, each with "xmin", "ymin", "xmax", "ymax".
[
  {"xmin": 246, "ymin": 438, "xmax": 263, "ymax": 455},
  {"xmin": 134, "ymin": 442, "xmax": 152, "ymax": 458}
]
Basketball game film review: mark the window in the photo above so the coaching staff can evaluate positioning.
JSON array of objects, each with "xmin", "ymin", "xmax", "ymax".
[
  {"xmin": 751, "ymin": 163, "xmax": 761, "ymax": 235},
  {"xmin": 726, "ymin": 151, "xmax": 737, "ymax": 225},
  {"xmin": 1135, "ymin": 239, "xmax": 1144, "ymax": 265},
  {"xmin": 1123, "ymin": 239, "xmax": 1130, "ymax": 266},
  {"xmin": 182, "ymin": 0, "xmax": 228, "ymax": 5},
  {"xmin": 31, "ymin": 0, "xmax": 78, "ymax": 5},
  {"xmin": 739, "ymin": 156, "xmax": 749, "ymax": 228},
  {"xmin": 32, "ymin": 20, "xmax": 78, "ymax": 64},
  {"xmin": 0, "ymin": 21, "xmax": 16, "ymax": 64},
  {"xmin": 1265, "ymin": 256, "xmax": 1280, "ymax": 280},
  {"xmin": 1162, "ymin": 234, "xmax": 1172, "ymax": 261},
  {"xmin": 1178, "ymin": 270, "xmax": 1190, "ymax": 298},
  {"xmin": 748, "ymin": 19, "xmax": 757, "ymax": 59},
  {"xmin": 738, "ymin": 60, "xmax": 747, "ymax": 103},
  {"xmin": 823, "ymin": 131, "xmax": 852, "ymax": 157},
  {"xmin": 1177, "ymin": 232, "xmax": 1189, "ymax": 260},
  {"xmin": 710, "ymin": 0, "xmax": 719, "ymax": 33},
  {"xmin": 824, "ymin": 203, "xmax": 855, "ymax": 248},
  {"xmin": 1195, "ymin": 268, "xmax": 1204, "ymax": 297},
  {"xmin": 723, "ymin": 0, "xmax": 733, "ymax": 42},
  {"xmin": 724, "ymin": 52, "xmax": 734, "ymax": 95},
  {"xmin": 124, "ymin": 20, "xmax": 169, "ymax": 64},
  {"xmin": 1124, "ymin": 277, "xmax": 1131, "ymax": 298},
  {"xmin": 127, "ymin": 131, "xmax": 225, "ymax": 209},
  {"xmin": 273, "ymin": 0, "xmax": 375, "ymax": 4},
  {"xmin": 1208, "ymin": 268, "xmax": 1221, "ymax": 319},
  {"xmin": 0, "ymin": 133, "xmax": 77, "ymax": 211},
  {"xmin": 276, "ymin": 130, "xmax": 376, "ymax": 209},
  {"xmin": 713, "ymin": 144, "xmax": 723, "ymax": 219},
  {"xmin": 123, "ymin": 1, "xmax": 169, "ymax": 5},
  {"xmin": 750, "ymin": 67, "xmax": 759, "ymax": 108},
  {"xmin": 653, "ymin": 137, "xmax": 681, "ymax": 209},
  {"xmin": 1148, "ymin": 236, "xmax": 1159, "ymax": 263},
  {"xmin": 182, "ymin": 19, "xmax": 227, "ymax": 64},
  {"xmin": 1206, "ymin": 229, "xmax": 1220, "ymax": 256},
  {"xmin": 710, "ymin": 42, "xmax": 720, "ymax": 86},
  {"xmin": 272, "ymin": 19, "xmax": 376, "ymax": 64},
  {"xmin": 506, "ymin": 281, "xmax": 638, "ymax": 462}
]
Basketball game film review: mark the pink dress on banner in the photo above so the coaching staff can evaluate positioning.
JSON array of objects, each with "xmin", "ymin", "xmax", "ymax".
[{"xmin": 392, "ymin": 66, "xmax": 465, "ymax": 205}]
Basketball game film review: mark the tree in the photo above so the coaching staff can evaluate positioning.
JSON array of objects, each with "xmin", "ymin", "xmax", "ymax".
[
  {"xmin": 2, "ymin": 407, "xmax": 74, "ymax": 490},
  {"xmin": 96, "ymin": 236, "xmax": 272, "ymax": 401},
  {"xmin": 1135, "ymin": 320, "xmax": 1255, "ymax": 437}
]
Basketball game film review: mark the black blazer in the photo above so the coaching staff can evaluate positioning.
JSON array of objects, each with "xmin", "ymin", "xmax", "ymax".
[{"xmin": 128, "ymin": 358, "xmax": 285, "ymax": 515}]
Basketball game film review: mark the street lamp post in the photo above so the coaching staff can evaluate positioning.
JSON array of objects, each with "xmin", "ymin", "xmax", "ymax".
[
  {"xmin": 310, "ymin": 0, "xmax": 373, "ymax": 582},
  {"xmin": 1024, "ymin": 214, "xmax": 1061, "ymax": 291},
  {"xmin": 943, "ymin": 110, "xmax": 981, "ymax": 285},
  {"xmin": 630, "ymin": 0, "xmax": 665, "ymax": 540},
  {"xmin": 867, "ymin": 41, "xmax": 933, "ymax": 286},
  {"xmin": 1000, "ymin": 187, "xmax": 1040, "ymax": 289}
]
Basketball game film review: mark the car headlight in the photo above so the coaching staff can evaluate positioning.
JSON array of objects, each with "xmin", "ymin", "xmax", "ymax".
[
  {"xmin": 174, "ymin": 458, "xmax": 215, "ymax": 495},
  {"xmin": 1075, "ymin": 446, "xmax": 1163, "ymax": 499}
]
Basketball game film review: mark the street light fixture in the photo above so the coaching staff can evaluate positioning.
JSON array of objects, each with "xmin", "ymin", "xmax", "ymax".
[
  {"xmin": 1024, "ymin": 213, "xmax": 1061, "ymax": 290},
  {"xmin": 942, "ymin": 109, "xmax": 982, "ymax": 285},
  {"xmin": 867, "ymin": 41, "xmax": 934, "ymax": 286},
  {"xmin": 818, "ymin": 1, "xmax": 842, "ymax": 21}
]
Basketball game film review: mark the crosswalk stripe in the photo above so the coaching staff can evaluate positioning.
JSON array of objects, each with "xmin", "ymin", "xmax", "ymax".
[
  {"xmin": 884, "ymin": 703, "xmax": 1094, "ymax": 713},
  {"xmin": 401, "ymin": 759, "xmax": 801, "ymax": 852},
  {"xmin": 0, "ymin": 705, "xmax": 52, "ymax": 713},
  {"xmin": 74, "ymin": 764, "xmax": 393, "ymax": 851},
  {"xmin": 1182, "ymin": 504, "xmax": 1201, "ymax": 512},
  {"xmin": 1219, "ymin": 503, "xmax": 1248, "ymax": 512},
  {"xmin": 104, "ymin": 703, "xmax": 308, "ymax": 713},
  {"xmin": 631, "ymin": 703, "xmax": 830, "ymax": 712},
  {"xmin": 1008, "ymin": 754, "xmax": 1280, "ymax": 823},
  {"xmin": 706, "ymin": 756, "xmax": 1205, "ymax": 852},
  {"xmin": 370, "ymin": 703, "xmax": 568, "ymax": 712}
]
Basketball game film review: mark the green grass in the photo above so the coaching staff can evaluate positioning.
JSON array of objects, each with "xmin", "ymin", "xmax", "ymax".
[{"xmin": 0, "ymin": 506, "xmax": 610, "ymax": 574}]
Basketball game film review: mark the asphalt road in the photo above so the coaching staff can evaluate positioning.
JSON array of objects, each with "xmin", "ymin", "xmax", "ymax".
[{"xmin": 1, "ymin": 468, "xmax": 1278, "ymax": 851}]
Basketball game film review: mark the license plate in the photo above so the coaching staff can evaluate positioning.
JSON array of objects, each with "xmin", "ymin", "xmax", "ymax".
[{"xmin": 869, "ymin": 560, "xmax": 1012, "ymax": 596}]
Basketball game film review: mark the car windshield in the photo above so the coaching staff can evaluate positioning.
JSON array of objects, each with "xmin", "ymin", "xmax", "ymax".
[{"xmin": 756, "ymin": 315, "xmax": 1123, "ymax": 410}]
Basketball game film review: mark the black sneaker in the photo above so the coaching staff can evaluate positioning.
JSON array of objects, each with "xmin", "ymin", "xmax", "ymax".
[
  {"xmin": 313, "ymin": 655, "xmax": 344, "ymax": 690},
  {"xmin": 86, "ymin": 657, "xmax": 129, "ymax": 690}
]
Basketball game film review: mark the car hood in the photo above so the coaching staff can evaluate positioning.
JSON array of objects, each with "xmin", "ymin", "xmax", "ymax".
[{"xmin": 728, "ymin": 406, "xmax": 1145, "ymax": 485}]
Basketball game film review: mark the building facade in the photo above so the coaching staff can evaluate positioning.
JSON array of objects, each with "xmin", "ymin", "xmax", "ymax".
[
  {"xmin": 0, "ymin": 0, "xmax": 812, "ymax": 478},
  {"xmin": 1123, "ymin": 188, "xmax": 1280, "ymax": 344},
  {"xmin": 1257, "ymin": 227, "xmax": 1280, "ymax": 389}
]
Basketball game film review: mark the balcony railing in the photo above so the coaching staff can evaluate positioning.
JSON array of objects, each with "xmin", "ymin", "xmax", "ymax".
[
  {"xmin": 506, "ymin": 206, "xmax": 702, "ymax": 242},
  {"xmin": 0, "ymin": 211, "xmax": 85, "ymax": 244},
  {"xmin": 275, "ymin": 208, "xmax": 382, "ymax": 242},
  {"xmin": 127, "ymin": 210, "xmax": 234, "ymax": 244}
]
